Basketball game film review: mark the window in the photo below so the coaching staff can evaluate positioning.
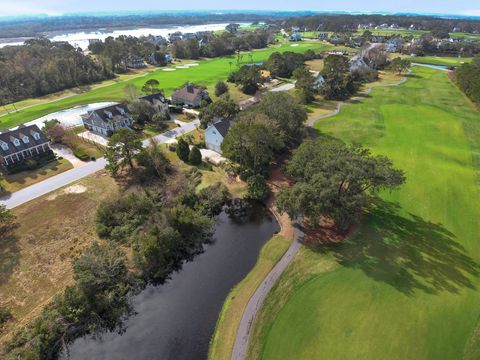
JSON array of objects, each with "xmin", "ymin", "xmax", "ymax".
[
  {"xmin": 212, "ymin": 131, "xmax": 217, "ymax": 135},
  {"xmin": 23, "ymin": 136, "xmax": 29, "ymax": 144},
  {"xmin": 32, "ymin": 132, "xmax": 41, "ymax": 140},
  {"xmin": 1, "ymin": 143, "xmax": 8, "ymax": 151},
  {"xmin": 13, "ymin": 139, "xmax": 20, "ymax": 147}
]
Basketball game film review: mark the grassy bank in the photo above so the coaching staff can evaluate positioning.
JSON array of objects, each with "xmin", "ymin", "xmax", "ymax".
[
  {"xmin": 208, "ymin": 234, "xmax": 291, "ymax": 360},
  {"xmin": 408, "ymin": 55, "xmax": 473, "ymax": 67},
  {"xmin": 249, "ymin": 66, "xmax": 480, "ymax": 359},
  {"xmin": 0, "ymin": 42, "xmax": 330, "ymax": 130}
]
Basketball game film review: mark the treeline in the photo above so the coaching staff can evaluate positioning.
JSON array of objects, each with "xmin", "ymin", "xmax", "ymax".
[
  {"xmin": 0, "ymin": 38, "xmax": 113, "ymax": 104},
  {"xmin": 281, "ymin": 14, "xmax": 480, "ymax": 33},
  {"xmin": 456, "ymin": 55, "xmax": 480, "ymax": 104},
  {"xmin": 171, "ymin": 30, "xmax": 273, "ymax": 59}
]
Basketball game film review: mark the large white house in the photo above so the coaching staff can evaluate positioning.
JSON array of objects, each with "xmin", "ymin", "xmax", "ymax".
[
  {"xmin": 81, "ymin": 104, "xmax": 132, "ymax": 136},
  {"xmin": 205, "ymin": 118, "xmax": 232, "ymax": 154}
]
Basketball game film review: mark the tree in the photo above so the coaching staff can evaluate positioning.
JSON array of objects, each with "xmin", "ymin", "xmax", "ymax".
[
  {"xmin": 198, "ymin": 95, "xmax": 240, "ymax": 128},
  {"xmin": 0, "ymin": 205, "xmax": 18, "ymax": 237},
  {"xmin": 228, "ymin": 65, "xmax": 262, "ymax": 95},
  {"xmin": 136, "ymin": 138, "xmax": 171, "ymax": 179},
  {"xmin": 124, "ymin": 84, "xmax": 140, "ymax": 102},
  {"xmin": 321, "ymin": 54, "xmax": 357, "ymax": 100},
  {"xmin": 221, "ymin": 115, "xmax": 282, "ymax": 177},
  {"xmin": 105, "ymin": 128, "xmax": 143, "ymax": 175},
  {"xmin": 251, "ymin": 92, "xmax": 307, "ymax": 147},
  {"xmin": 456, "ymin": 55, "xmax": 480, "ymax": 104},
  {"xmin": 141, "ymin": 79, "xmax": 162, "ymax": 95},
  {"xmin": 176, "ymin": 138, "xmax": 190, "ymax": 162},
  {"xmin": 188, "ymin": 146, "xmax": 202, "ymax": 165},
  {"xmin": 293, "ymin": 66, "xmax": 316, "ymax": 103},
  {"xmin": 246, "ymin": 174, "xmax": 270, "ymax": 200},
  {"xmin": 388, "ymin": 57, "xmax": 411, "ymax": 74},
  {"xmin": 215, "ymin": 80, "xmax": 229, "ymax": 97},
  {"xmin": 127, "ymin": 99, "xmax": 156, "ymax": 128},
  {"xmin": 43, "ymin": 119, "xmax": 66, "ymax": 143},
  {"xmin": 277, "ymin": 139, "xmax": 405, "ymax": 230}
]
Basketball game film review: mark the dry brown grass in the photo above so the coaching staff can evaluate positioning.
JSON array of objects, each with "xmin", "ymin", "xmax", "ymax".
[{"xmin": 0, "ymin": 172, "xmax": 119, "ymax": 350}]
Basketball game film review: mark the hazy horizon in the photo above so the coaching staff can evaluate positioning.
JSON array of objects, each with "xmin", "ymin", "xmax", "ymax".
[{"xmin": 0, "ymin": 0, "xmax": 479, "ymax": 18}]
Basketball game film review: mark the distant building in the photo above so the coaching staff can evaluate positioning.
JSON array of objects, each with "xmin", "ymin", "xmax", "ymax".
[
  {"xmin": 371, "ymin": 35, "xmax": 386, "ymax": 43},
  {"xmin": 168, "ymin": 32, "xmax": 183, "ymax": 43},
  {"xmin": 122, "ymin": 56, "xmax": 146, "ymax": 69},
  {"xmin": 289, "ymin": 32, "xmax": 303, "ymax": 41},
  {"xmin": 139, "ymin": 93, "xmax": 169, "ymax": 114},
  {"xmin": 317, "ymin": 32, "xmax": 329, "ymax": 40},
  {"xmin": 225, "ymin": 23, "xmax": 240, "ymax": 34},
  {"xmin": 0, "ymin": 125, "xmax": 53, "ymax": 172},
  {"xmin": 88, "ymin": 39, "xmax": 101, "ymax": 45},
  {"xmin": 81, "ymin": 104, "xmax": 132, "ymax": 136},
  {"xmin": 291, "ymin": 26, "xmax": 300, "ymax": 32},
  {"xmin": 313, "ymin": 75, "xmax": 326, "ymax": 90},
  {"xmin": 171, "ymin": 83, "xmax": 211, "ymax": 108},
  {"xmin": 349, "ymin": 55, "xmax": 371, "ymax": 73},
  {"xmin": 205, "ymin": 118, "xmax": 232, "ymax": 153},
  {"xmin": 385, "ymin": 37, "xmax": 405, "ymax": 52}
]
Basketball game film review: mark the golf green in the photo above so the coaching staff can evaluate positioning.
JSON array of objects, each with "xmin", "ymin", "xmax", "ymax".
[{"xmin": 250, "ymin": 66, "xmax": 480, "ymax": 360}]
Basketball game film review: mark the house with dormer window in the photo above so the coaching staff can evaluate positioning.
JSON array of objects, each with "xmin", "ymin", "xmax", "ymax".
[
  {"xmin": 0, "ymin": 124, "xmax": 54, "ymax": 173},
  {"xmin": 81, "ymin": 104, "xmax": 132, "ymax": 136}
]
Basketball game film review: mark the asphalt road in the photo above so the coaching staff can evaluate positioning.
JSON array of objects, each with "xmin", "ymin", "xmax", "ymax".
[{"xmin": 0, "ymin": 120, "xmax": 200, "ymax": 209}]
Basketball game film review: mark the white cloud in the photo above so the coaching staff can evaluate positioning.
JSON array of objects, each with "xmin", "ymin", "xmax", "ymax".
[{"xmin": 459, "ymin": 9, "xmax": 480, "ymax": 16}]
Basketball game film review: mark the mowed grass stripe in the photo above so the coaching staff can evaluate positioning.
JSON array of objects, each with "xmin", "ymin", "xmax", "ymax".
[{"xmin": 249, "ymin": 66, "xmax": 480, "ymax": 360}]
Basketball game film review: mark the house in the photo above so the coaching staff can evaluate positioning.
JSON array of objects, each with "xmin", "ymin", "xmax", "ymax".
[
  {"xmin": 385, "ymin": 37, "xmax": 405, "ymax": 52},
  {"xmin": 226, "ymin": 23, "xmax": 240, "ymax": 34},
  {"xmin": 289, "ymin": 32, "xmax": 302, "ymax": 41},
  {"xmin": 81, "ymin": 104, "xmax": 132, "ymax": 136},
  {"xmin": 168, "ymin": 32, "xmax": 183, "ymax": 43},
  {"xmin": 205, "ymin": 118, "xmax": 232, "ymax": 153},
  {"xmin": 291, "ymin": 26, "xmax": 300, "ymax": 32},
  {"xmin": 317, "ymin": 32, "xmax": 329, "ymax": 40},
  {"xmin": 313, "ymin": 74, "xmax": 325, "ymax": 90},
  {"xmin": 349, "ymin": 55, "xmax": 371, "ymax": 73},
  {"xmin": 0, "ymin": 125, "xmax": 54, "ymax": 172},
  {"xmin": 171, "ymin": 83, "xmax": 211, "ymax": 108},
  {"xmin": 140, "ymin": 93, "xmax": 169, "ymax": 114},
  {"xmin": 122, "ymin": 56, "xmax": 146, "ymax": 69},
  {"xmin": 371, "ymin": 35, "xmax": 386, "ymax": 43}
]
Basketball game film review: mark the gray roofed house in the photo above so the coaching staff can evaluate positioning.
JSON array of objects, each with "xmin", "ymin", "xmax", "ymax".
[
  {"xmin": 171, "ymin": 83, "xmax": 211, "ymax": 108},
  {"xmin": 81, "ymin": 104, "xmax": 132, "ymax": 136},
  {"xmin": 139, "ymin": 93, "xmax": 169, "ymax": 114},
  {"xmin": 0, "ymin": 124, "xmax": 53, "ymax": 172},
  {"xmin": 204, "ymin": 118, "xmax": 232, "ymax": 153}
]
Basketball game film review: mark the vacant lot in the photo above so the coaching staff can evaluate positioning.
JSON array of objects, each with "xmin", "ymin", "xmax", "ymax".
[
  {"xmin": 0, "ymin": 42, "xmax": 331, "ymax": 129},
  {"xmin": 249, "ymin": 66, "xmax": 480, "ymax": 360},
  {"xmin": 0, "ymin": 173, "xmax": 119, "ymax": 349}
]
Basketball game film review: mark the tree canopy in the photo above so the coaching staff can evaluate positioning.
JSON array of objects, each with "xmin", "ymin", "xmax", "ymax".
[
  {"xmin": 105, "ymin": 128, "xmax": 143, "ymax": 175},
  {"xmin": 277, "ymin": 139, "xmax": 405, "ymax": 230},
  {"xmin": 198, "ymin": 95, "xmax": 240, "ymax": 128}
]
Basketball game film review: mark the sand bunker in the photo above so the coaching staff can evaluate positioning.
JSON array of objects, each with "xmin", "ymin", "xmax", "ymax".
[
  {"xmin": 64, "ymin": 185, "xmax": 87, "ymax": 194},
  {"xmin": 163, "ymin": 68, "xmax": 177, "ymax": 72},
  {"xmin": 291, "ymin": 44, "xmax": 299, "ymax": 47},
  {"xmin": 176, "ymin": 65, "xmax": 189, "ymax": 69}
]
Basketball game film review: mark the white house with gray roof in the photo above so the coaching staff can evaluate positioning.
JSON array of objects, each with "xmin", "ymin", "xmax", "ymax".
[
  {"xmin": 81, "ymin": 104, "xmax": 132, "ymax": 136},
  {"xmin": 205, "ymin": 118, "xmax": 232, "ymax": 154}
]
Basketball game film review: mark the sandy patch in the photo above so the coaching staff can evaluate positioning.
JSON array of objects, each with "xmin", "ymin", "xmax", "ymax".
[
  {"xmin": 162, "ymin": 68, "xmax": 176, "ymax": 72},
  {"xmin": 176, "ymin": 65, "xmax": 189, "ymax": 69},
  {"xmin": 290, "ymin": 44, "xmax": 299, "ymax": 47},
  {"xmin": 63, "ymin": 185, "xmax": 87, "ymax": 194},
  {"xmin": 185, "ymin": 63, "xmax": 199, "ymax": 67}
]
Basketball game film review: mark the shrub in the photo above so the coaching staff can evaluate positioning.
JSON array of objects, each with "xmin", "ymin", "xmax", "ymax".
[
  {"xmin": 188, "ymin": 146, "xmax": 202, "ymax": 165},
  {"xmin": 168, "ymin": 143, "xmax": 177, "ymax": 152},
  {"xmin": 73, "ymin": 147, "xmax": 90, "ymax": 161},
  {"xmin": 215, "ymin": 80, "xmax": 229, "ymax": 97},
  {"xmin": 0, "ymin": 307, "xmax": 12, "ymax": 326},
  {"xmin": 176, "ymin": 138, "xmax": 190, "ymax": 162}
]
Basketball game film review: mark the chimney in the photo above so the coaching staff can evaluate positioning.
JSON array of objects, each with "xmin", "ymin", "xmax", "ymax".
[{"xmin": 187, "ymin": 82, "xmax": 194, "ymax": 93}]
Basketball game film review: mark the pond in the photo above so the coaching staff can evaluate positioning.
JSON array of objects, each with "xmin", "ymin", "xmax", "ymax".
[{"xmin": 62, "ymin": 202, "xmax": 279, "ymax": 360}]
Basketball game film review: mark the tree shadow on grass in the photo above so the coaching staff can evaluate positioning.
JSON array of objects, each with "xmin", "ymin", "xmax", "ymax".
[
  {"xmin": 0, "ymin": 233, "xmax": 20, "ymax": 285},
  {"xmin": 316, "ymin": 198, "xmax": 479, "ymax": 296}
]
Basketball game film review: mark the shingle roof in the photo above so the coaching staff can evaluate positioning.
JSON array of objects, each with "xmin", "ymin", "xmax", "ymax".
[
  {"xmin": 0, "ymin": 124, "xmax": 49, "ymax": 157},
  {"xmin": 86, "ymin": 104, "xmax": 130, "ymax": 123},
  {"xmin": 140, "ymin": 93, "xmax": 167, "ymax": 104},
  {"xmin": 212, "ymin": 118, "xmax": 232, "ymax": 137},
  {"xmin": 172, "ymin": 84, "xmax": 204, "ymax": 103}
]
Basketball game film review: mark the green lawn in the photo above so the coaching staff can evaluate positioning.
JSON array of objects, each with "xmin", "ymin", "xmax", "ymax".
[
  {"xmin": 408, "ymin": 55, "xmax": 473, "ymax": 67},
  {"xmin": 249, "ymin": 66, "xmax": 480, "ymax": 360},
  {"xmin": 0, "ymin": 42, "xmax": 330, "ymax": 130}
]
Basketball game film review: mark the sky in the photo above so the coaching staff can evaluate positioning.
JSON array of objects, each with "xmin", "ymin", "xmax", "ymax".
[{"xmin": 0, "ymin": 0, "xmax": 479, "ymax": 17}]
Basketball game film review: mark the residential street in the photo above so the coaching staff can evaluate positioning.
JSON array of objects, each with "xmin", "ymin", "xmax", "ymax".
[{"xmin": 0, "ymin": 120, "xmax": 200, "ymax": 209}]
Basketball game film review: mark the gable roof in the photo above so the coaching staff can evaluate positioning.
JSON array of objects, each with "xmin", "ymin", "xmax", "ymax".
[
  {"xmin": 140, "ymin": 93, "xmax": 167, "ymax": 104},
  {"xmin": 0, "ymin": 124, "xmax": 49, "ymax": 157},
  {"xmin": 172, "ymin": 84, "xmax": 205, "ymax": 103},
  {"xmin": 211, "ymin": 118, "xmax": 232, "ymax": 137},
  {"xmin": 84, "ymin": 104, "xmax": 131, "ymax": 123}
]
